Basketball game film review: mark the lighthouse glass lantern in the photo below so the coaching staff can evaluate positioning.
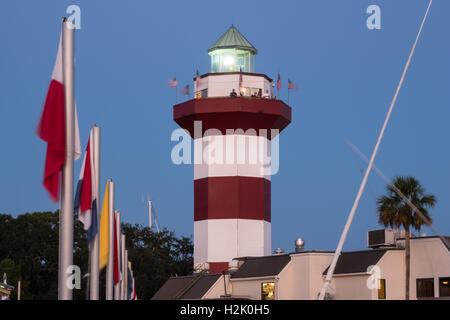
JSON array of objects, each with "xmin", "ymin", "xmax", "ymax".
[{"xmin": 208, "ymin": 26, "xmax": 257, "ymax": 73}]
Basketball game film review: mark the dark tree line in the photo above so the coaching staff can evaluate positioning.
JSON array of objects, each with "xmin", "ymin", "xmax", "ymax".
[{"xmin": 0, "ymin": 211, "xmax": 193, "ymax": 300}]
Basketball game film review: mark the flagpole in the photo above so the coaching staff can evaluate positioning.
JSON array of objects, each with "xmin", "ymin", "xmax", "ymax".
[
  {"xmin": 288, "ymin": 88, "xmax": 290, "ymax": 105},
  {"xmin": 59, "ymin": 18, "xmax": 75, "ymax": 301},
  {"xmin": 114, "ymin": 211, "xmax": 121, "ymax": 300},
  {"xmin": 90, "ymin": 125, "xmax": 101, "ymax": 299},
  {"xmin": 277, "ymin": 71, "xmax": 280, "ymax": 99},
  {"xmin": 124, "ymin": 250, "xmax": 128, "ymax": 299},
  {"xmin": 106, "ymin": 180, "xmax": 114, "ymax": 299},
  {"xmin": 85, "ymin": 249, "xmax": 90, "ymax": 300},
  {"xmin": 121, "ymin": 234, "xmax": 125, "ymax": 300}
]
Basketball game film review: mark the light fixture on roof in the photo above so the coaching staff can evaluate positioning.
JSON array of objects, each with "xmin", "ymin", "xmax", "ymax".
[{"xmin": 295, "ymin": 238, "xmax": 305, "ymax": 252}]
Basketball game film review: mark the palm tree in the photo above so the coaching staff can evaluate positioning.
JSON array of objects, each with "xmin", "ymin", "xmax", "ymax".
[{"xmin": 376, "ymin": 176, "xmax": 436, "ymax": 300}]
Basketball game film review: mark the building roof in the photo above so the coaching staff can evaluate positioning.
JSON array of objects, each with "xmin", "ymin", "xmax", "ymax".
[
  {"xmin": 231, "ymin": 254, "xmax": 291, "ymax": 279},
  {"xmin": 151, "ymin": 274, "xmax": 221, "ymax": 300},
  {"xmin": 440, "ymin": 236, "xmax": 450, "ymax": 251},
  {"xmin": 208, "ymin": 25, "xmax": 258, "ymax": 54},
  {"xmin": 409, "ymin": 235, "xmax": 450, "ymax": 252},
  {"xmin": 321, "ymin": 236, "xmax": 450, "ymax": 276},
  {"xmin": 322, "ymin": 249, "xmax": 391, "ymax": 275}
]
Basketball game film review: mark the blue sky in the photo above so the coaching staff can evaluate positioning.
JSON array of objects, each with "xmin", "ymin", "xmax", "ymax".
[{"xmin": 1, "ymin": 0, "xmax": 449, "ymax": 253}]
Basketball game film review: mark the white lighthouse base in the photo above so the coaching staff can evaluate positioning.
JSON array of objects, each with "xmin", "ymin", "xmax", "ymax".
[{"xmin": 194, "ymin": 219, "xmax": 271, "ymax": 268}]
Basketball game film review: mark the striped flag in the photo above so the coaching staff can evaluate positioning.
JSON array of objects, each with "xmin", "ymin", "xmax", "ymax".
[
  {"xmin": 168, "ymin": 77, "xmax": 178, "ymax": 88},
  {"xmin": 181, "ymin": 84, "xmax": 190, "ymax": 95},
  {"xmin": 74, "ymin": 128, "xmax": 97, "ymax": 242},
  {"xmin": 288, "ymin": 79, "xmax": 298, "ymax": 90},
  {"xmin": 37, "ymin": 33, "xmax": 81, "ymax": 202},
  {"xmin": 276, "ymin": 73, "xmax": 281, "ymax": 91}
]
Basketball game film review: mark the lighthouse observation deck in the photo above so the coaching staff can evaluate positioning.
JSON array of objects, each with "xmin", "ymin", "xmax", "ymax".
[{"xmin": 194, "ymin": 72, "xmax": 273, "ymax": 99}]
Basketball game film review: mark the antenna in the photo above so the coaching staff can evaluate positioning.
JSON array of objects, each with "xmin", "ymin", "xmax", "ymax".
[
  {"xmin": 144, "ymin": 194, "xmax": 160, "ymax": 233},
  {"xmin": 148, "ymin": 200, "xmax": 152, "ymax": 229}
]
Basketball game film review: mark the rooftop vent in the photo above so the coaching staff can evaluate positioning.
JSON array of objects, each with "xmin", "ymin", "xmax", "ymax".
[{"xmin": 273, "ymin": 248, "xmax": 284, "ymax": 255}]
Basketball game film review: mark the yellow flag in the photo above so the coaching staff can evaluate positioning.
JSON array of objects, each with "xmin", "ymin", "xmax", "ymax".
[{"xmin": 99, "ymin": 180, "xmax": 110, "ymax": 270}]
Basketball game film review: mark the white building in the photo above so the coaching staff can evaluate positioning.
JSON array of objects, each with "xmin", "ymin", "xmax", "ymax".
[{"xmin": 152, "ymin": 231, "xmax": 450, "ymax": 300}]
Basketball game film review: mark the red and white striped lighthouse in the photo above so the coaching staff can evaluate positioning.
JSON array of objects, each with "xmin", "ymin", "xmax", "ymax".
[{"xmin": 174, "ymin": 26, "xmax": 291, "ymax": 274}]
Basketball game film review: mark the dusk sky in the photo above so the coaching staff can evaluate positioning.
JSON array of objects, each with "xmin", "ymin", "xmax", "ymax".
[{"xmin": 1, "ymin": 0, "xmax": 449, "ymax": 253}]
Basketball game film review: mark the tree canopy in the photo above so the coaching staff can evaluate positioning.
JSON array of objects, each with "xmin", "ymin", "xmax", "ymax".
[{"xmin": 0, "ymin": 211, "xmax": 192, "ymax": 300}]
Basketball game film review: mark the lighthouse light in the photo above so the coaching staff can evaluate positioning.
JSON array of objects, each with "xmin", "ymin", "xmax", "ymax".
[{"xmin": 223, "ymin": 55, "xmax": 235, "ymax": 67}]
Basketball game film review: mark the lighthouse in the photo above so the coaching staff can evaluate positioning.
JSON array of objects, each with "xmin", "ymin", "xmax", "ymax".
[{"xmin": 173, "ymin": 26, "xmax": 291, "ymax": 274}]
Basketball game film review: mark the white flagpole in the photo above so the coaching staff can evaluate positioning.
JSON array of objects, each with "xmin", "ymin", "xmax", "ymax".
[
  {"xmin": 121, "ymin": 234, "xmax": 126, "ymax": 300},
  {"xmin": 106, "ymin": 180, "xmax": 114, "ymax": 299},
  {"xmin": 90, "ymin": 125, "xmax": 100, "ymax": 299},
  {"xmin": 59, "ymin": 18, "xmax": 75, "ymax": 300},
  {"xmin": 124, "ymin": 250, "xmax": 128, "ymax": 300},
  {"xmin": 114, "ymin": 211, "xmax": 121, "ymax": 300},
  {"xmin": 17, "ymin": 280, "xmax": 21, "ymax": 300}
]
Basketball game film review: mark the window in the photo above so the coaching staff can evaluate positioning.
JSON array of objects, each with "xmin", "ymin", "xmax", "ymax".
[
  {"xmin": 200, "ymin": 88, "xmax": 208, "ymax": 98},
  {"xmin": 378, "ymin": 279, "xmax": 386, "ymax": 299},
  {"xmin": 261, "ymin": 282, "xmax": 275, "ymax": 300},
  {"xmin": 439, "ymin": 277, "xmax": 450, "ymax": 297},
  {"xmin": 239, "ymin": 87, "xmax": 261, "ymax": 97},
  {"xmin": 417, "ymin": 278, "xmax": 434, "ymax": 298},
  {"xmin": 212, "ymin": 54, "xmax": 219, "ymax": 73}
]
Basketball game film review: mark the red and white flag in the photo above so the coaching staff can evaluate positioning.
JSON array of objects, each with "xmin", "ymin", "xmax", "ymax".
[
  {"xmin": 37, "ymin": 33, "xmax": 81, "ymax": 202},
  {"xmin": 277, "ymin": 73, "xmax": 281, "ymax": 91}
]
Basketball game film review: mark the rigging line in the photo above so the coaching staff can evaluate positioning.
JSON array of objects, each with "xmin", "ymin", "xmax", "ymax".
[
  {"xmin": 151, "ymin": 205, "xmax": 161, "ymax": 233},
  {"xmin": 345, "ymin": 139, "xmax": 443, "ymax": 239},
  {"xmin": 349, "ymin": 143, "xmax": 378, "ymax": 200},
  {"xmin": 318, "ymin": 0, "xmax": 434, "ymax": 300}
]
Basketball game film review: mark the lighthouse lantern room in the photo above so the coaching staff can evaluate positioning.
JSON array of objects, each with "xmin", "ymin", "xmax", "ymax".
[{"xmin": 195, "ymin": 26, "xmax": 272, "ymax": 100}]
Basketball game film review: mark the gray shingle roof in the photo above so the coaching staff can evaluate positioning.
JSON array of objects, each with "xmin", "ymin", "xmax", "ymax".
[
  {"xmin": 151, "ymin": 274, "xmax": 221, "ymax": 300},
  {"xmin": 322, "ymin": 249, "xmax": 389, "ymax": 275},
  {"xmin": 231, "ymin": 255, "xmax": 291, "ymax": 279},
  {"xmin": 208, "ymin": 25, "xmax": 257, "ymax": 54}
]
